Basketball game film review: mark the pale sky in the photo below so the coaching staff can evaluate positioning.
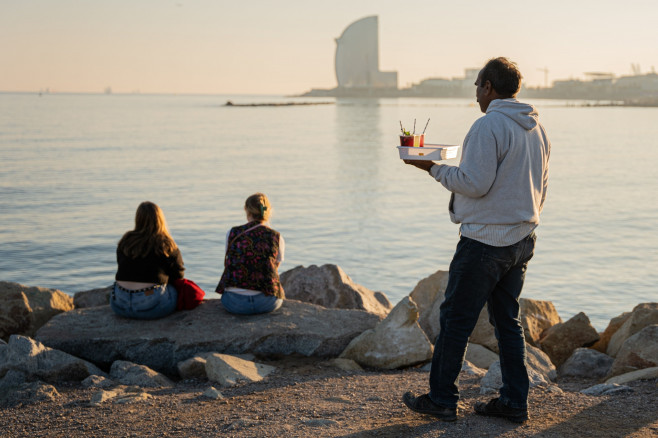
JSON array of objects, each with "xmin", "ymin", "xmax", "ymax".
[{"xmin": 1, "ymin": 0, "xmax": 657, "ymax": 95}]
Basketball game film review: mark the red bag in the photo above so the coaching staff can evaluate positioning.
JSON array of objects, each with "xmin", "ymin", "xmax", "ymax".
[{"xmin": 172, "ymin": 278, "xmax": 205, "ymax": 310}]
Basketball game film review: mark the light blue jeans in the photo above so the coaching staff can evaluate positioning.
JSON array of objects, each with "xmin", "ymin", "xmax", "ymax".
[
  {"xmin": 221, "ymin": 291, "xmax": 283, "ymax": 315},
  {"xmin": 110, "ymin": 283, "xmax": 178, "ymax": 320}
]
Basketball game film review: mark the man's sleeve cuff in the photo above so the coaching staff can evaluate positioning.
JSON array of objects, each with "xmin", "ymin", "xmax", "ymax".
[{"xmin": 429, "ymin": 164, "xmax": 440, "ymax": 179}]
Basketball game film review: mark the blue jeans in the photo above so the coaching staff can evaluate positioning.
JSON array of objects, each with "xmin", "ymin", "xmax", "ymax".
[
  {"xmin": 221, "ymin": 291, "xmax": 283, "ymax": 315},
  {"xmin": 110, "ymin": 283, "xmax": 178, "ymax": 320},
  {"xmin": 428, "ymin": 232, "xmax": 536, "ymax": 410}
]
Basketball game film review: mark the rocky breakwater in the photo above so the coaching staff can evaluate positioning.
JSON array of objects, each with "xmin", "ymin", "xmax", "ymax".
[
  {"xmin": 2, "ymin": 266, "xmax": 657, "ymax": 410},
  {"xmin": 34, "ymin": 298, "xmax": 381, "ymax": 377}
]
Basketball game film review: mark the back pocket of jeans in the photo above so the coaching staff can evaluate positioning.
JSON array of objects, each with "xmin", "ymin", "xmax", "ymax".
[{"xmin": 131, "ymin": 289, "xmax": 162, "ymax": 312}]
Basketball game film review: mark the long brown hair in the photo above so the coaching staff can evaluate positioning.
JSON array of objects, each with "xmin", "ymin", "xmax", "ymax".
[{"xmin": 118, "ymin": 201, "xmax": 178, "ymax": 258}]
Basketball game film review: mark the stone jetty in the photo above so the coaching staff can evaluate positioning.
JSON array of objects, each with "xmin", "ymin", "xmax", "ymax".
[{"xmin": 1, "ymin": 267, "xmax": 657, "ymax": 408}]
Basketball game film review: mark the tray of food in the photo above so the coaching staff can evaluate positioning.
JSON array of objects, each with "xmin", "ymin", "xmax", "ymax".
[
  {"xmin": 397, "ymin": 118, "xmax": 459, "ymax": 161},
  {"xmin": 397, "ymin": 144, "xmax": 460, "ymax": 161}
]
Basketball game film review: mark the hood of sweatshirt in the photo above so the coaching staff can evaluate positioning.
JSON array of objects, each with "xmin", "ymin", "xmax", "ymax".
[{"xmin": 486, "ymin": 98, "xmax": 538, "ymax": 131}]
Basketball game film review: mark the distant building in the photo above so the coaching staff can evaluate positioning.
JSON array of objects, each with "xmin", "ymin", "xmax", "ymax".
[
  {"xmin": 334, "ymin": 16, "xmax": 397, "ymax": 90},
  {"xmin": 407, "ymin": 68, "xmax": 479, "ymax": 97}
]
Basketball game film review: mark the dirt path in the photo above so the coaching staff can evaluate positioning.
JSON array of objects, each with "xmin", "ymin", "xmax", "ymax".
[{"xmin": 2, "ymin": 359, "xmax": 657, "ymax": 437}]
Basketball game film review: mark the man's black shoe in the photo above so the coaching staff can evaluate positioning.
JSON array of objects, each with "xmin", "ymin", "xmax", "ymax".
[
  {"xmin": 474, "ymin": 397, "xmax": 529, "ymax": 423},
  {"xmin": 402, "ymin": 392, "xmax": 457, "ymax": 421}
]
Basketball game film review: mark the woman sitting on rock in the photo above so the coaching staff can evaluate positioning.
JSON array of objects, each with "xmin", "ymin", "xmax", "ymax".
[
  {"xmin": 216, "ymin": 193, "xmax": 285, "ymax": 315},
  {"xmin": 111, "ymin": 201, "xmax": 184, "ymax": 319}
]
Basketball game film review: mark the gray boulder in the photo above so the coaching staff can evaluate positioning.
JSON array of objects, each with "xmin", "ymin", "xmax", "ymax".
[
  {"xmin": 461, "ymin": 360, "xmax": 487, "ymax": 377},
  {"xmin": 581, "ymin": 383, "xmax": 633, "ymax": 396},
  {"xmin": 559, "ymin": 348, "xmax": 614, "ymax": 379},
  {"xmin": 605, "ymin": 366, "xmax": 658, "ymax": 385},
  {"xmin": 0, "ymin": 281, "xmax": 74, "ymax": 339},
  {"xmin": 470, "ymin": 306, "xmax": 499, "ymax": 353},
  {"xmin": 520, "ymin": 299, "xmax": 562, "ymax": 346},
  {"xmin": 0, "ymin": 335, "xmax": 105, "ymax": 383},
  {"xmin": 608, "ymin": 324, "xmax": 658, "ymax": 378},
  {"xmin": 526, "ymin": 344, "xmax": 557, "ymax": 382},
  {"xmin": 178, "ymin": 356, "xmax": 209, "ymax": 380},
  {"xmin": 470, "ymin": 298, "xmax": 562, "ymax": 354},
  {"xmin": 591, "ymin": 311, "xmax": 631, "ymax": 354},
  {"xmin": 82, "ymin": 375, "xmax": 114, "ymax": 389},
  {"xmin": 0, "ymin": 290, "xmax": 32, "ymax": 341},
  {"xmin": 205, "ymin": 353, "xmax": 276, "ymax": 387},
  {"xmin": 539, "ymin": 312, "xmax": 600, "ymax": 367},
  {"xmin": 339, "ymin": 296, "xmax": 433, "ymax": 369},
  {"xmin": 480, "ymin": 360, "xmax": 551, "ymax": 395},
  {"xmin": 0, "ymin": 369, "xmax": 28, "ymax": 388},
  {"xmin": 73, "ymin": 286, "xmax": 112, "ymax": 308},
  {"xmin": 280, "ymin": 264, "xmax": 392, "ymax": 317},
  {"xmin": 110, "ymin": 360, "xmax": 174, "ymax": 388},
  {"xmin": 408, "ymin": 269, "xmax": 449, "ymax": 343},
  {"xmin": 0, "ymin": 380, "xmax": 60, "ymax": 406},
  {"xmin": 607, "ymin": 303, "xmax": 658, "ymax": 357},
  {"xmin": 465, "ymin": 343, "xmax": 498, "ymax": 370},
  {"xmin": 35, "ymin": 299, "xmax": 381, "ymax": 377}
]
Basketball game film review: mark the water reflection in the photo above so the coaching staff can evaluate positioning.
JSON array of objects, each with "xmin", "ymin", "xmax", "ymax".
[{"xmin": 334, "ymin": 98, "xmax": 384, "ymax": 221}]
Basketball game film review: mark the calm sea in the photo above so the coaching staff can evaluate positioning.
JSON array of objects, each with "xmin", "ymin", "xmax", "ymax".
[{"xmin": 1, "ymin": 92, "xmax": 657, "ymax": 330}]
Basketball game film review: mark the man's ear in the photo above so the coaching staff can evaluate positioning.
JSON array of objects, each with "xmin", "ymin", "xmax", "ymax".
[{"xmin": 484, "ymin": 80, "xmax": 493, "ymax": 95}]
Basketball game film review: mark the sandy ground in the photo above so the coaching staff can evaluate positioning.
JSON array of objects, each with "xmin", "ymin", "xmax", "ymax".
[{"xmin": 1, "ymin": 358, "xmax": 657, "ymax": 438}]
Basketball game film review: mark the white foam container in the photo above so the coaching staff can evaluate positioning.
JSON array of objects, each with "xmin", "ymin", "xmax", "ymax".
[{"xmin": 397, "ymin": 144, "xmax": 460, "ymax": 161}]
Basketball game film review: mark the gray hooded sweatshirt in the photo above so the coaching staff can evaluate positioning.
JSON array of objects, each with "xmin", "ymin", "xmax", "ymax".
[{"xmin": 430, "ymin": 98, "xmax": 550, "ymax": 244}]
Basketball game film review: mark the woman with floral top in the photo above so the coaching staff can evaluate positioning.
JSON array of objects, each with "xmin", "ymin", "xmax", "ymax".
[{"xmin": 216, "ymin": 193, "xmax": 285, "ymax": 315}]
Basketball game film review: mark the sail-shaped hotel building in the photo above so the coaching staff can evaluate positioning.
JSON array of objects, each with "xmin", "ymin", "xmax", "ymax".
[{"xmin": 334, "ymin": 16, "xmax": 398, "ymax": 93}]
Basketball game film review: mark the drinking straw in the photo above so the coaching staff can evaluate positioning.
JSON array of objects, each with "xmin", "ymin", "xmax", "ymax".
[
  {"xmin": 422, "ymin": 118, "xmax": 430, "ymax": 134},
  {"xmin": 399, "ymin": 121, "xmax": 404, "ymax": 134},
  {"xmin": 413, "ymin": 119, "xmax": 416, "ymax": 134}
]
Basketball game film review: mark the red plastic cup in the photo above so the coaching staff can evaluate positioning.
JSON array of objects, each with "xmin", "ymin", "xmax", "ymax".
[{"xmin": 400, "ymin": 134, "xmax": 424, "ymax": 147}]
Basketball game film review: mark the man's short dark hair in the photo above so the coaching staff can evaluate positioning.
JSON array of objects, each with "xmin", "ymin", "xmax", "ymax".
[{"xmin": 481, "ymin": 57, "xmax": 522, "ymax": 97}]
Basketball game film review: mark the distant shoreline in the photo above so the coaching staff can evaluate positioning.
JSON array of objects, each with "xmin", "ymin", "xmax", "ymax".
[{"xmin": 224, "ymin": 100, "xmax": 334, "ymax": 107}]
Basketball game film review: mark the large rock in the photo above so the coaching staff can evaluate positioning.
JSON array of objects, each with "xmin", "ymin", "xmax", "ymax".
[
  {"xmin": 558, "ymin": 348, "xmax": 614, "ymax": 379},
  {"xmin": 0, "ymin": 335, "xmax": 105, "ymax": 383},
  {"xmin": 280, "ymin": 264, "xmax": 392, "ymax": 317},
  {"xmin": 73, "ymin": 286, "xmax": 112, "ymax": 308},
  {"xmin": 519, "ymin": 299, "xmax": 562, "ymax": 346},
  {"xmin": 526, "ymin": 344, "xmax": 557, "ymax": 382},
  {"xmin": 110, "ymin": 360, "xmax": 174, "ymax": 388},
  {"xmin": 205, "ymin": 353, "xmax": 276, "ymax": 387},
  {"xmin": 470, "ymin": 306, "xmax": 499, "ymax": 353},
  {"xmin": 469, "ymin": 298, "xmax": 562, "ymax": 354},
  {"xmin": 479, "ymin": 359, "xmax": 551, "ymax": 395},
  {"xmin": 591, "ymin": 312, "xmax": 632, "ymax": 354},
  {"xmin": 0, "ymin": 282, "xmax": 74, "ymax": 339},
  {"xmin": 404, "ymin": 269, "xmax": 560, "ymax": 349},
  {"xmin": 607, "ymin": 324, "xmax": 658, "ymax": 378},
  {"xmin": 408, "ymin": 270, "xmax": 449, "ymax": 343},
  {"xmin": 539, "ymin": 312, "xmax": 600, "ymax": 367},
  {"xmin": 0, "ymin": 380, "xmax": 60, "ymax": 406},
  {"xmin": 177, "ymin": 356, "xmax": 209, "ymax": 380},
  {"xmin": 0, "ymin": 290, "xmax": 32, "ymax": 341},
  {"xmin": 35, "ymin": 299, "xmax": 381, "ymax": 377},
  {"xmin": 465, "ymin": 343, "xmax": 499, "ymax": 370},
  {"xmin": 607, "ymin": 303, "xmax": 658, "ymax": 357},
  {"xmin": 339, "ymin": 297, "xmax": 433, "ymax": 369},
  {"xmin": 605, "ymin": 366, "xmax": 658, "ymax": 385},
  {"xmin": 581, "ymin": 383, "xmax": 633, "ymax": 396}
]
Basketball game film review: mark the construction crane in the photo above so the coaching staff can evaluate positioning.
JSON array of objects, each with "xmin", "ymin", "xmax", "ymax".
[
  {"xmin": 537, "ymin": 67, "xmax": 549, "ymax": 88},
  {"xmin": 631, "ymin": 63, "xmax": 641, "ymax": 75}
]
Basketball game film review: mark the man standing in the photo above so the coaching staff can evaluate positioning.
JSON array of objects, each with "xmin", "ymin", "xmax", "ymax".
[{"xmin": 402, "ymin": 57, "xmax": 550, "ymax": 423}]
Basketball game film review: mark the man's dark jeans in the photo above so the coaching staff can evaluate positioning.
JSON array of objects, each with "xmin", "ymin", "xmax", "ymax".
[{"xmin": 428, "ymin": 232, "xmax": 536, "ymax": 410}]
